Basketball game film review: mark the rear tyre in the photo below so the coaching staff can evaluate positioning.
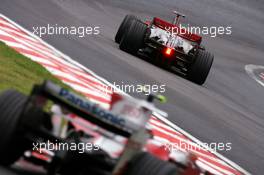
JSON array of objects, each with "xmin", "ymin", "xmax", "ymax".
[
  {"xmin": 0, "ymin": 90, "xmax": 29, "ymax": 166},
  {"xmin": 126, "ymin": 152, "xmax": 180, "ymax": 175},
  {"xmin": 115, "ymin": 14, "xmax": 137, "ymax": 44},
  {"xmin": 187, "ymin": 50, "xmax": 214, "ymax": 85},
  {"xmin": 119, "ymin": 19, "xmax": 147, "ymax": 54}
]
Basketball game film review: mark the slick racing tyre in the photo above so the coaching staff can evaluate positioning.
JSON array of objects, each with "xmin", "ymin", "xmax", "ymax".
[
  {"xmin": 126, "ymin": 152, "xmax": 180, "ymax": 175},
  {"xmin": 188, "ymin": 50, "xmax": 214, "ymax": 85},
  {"xmin": 119, "ymin": 19, "xmax": 147, "ymax": 54},
  {"xmin": 115, "ymin": 14, "xmax": 137, "ymax": 44},
  {"xmin": 0, "ymin": 90, "xmax": 29, "ymax": 166}
]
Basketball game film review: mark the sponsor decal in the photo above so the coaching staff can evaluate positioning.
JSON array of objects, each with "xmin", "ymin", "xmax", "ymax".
[{"xmin": 59, "ymin": 88, "xmax": 126, "ymax": 127}]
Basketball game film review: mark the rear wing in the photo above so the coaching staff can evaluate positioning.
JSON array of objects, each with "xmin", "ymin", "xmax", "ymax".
[
  {"xmin": 30, "ymin": 81, "xmax": 135, "ymax": 137},
  {"xmin": 152, "ymin": 17, "xmax": 202, "ymax": 44}
]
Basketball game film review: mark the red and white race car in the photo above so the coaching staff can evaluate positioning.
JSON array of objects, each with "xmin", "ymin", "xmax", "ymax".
[
  {"xmin": 115, "ymin": 11, "xmax": 214, "ymax": 85},
  {"xmin": 0, "ymin": 81, "xmax": 214, "ymax": 175}
]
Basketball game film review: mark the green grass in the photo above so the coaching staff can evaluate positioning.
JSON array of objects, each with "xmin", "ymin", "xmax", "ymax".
[{"xmin": 0, "ymin": 41, "xmax": 68, "ymax": 94}]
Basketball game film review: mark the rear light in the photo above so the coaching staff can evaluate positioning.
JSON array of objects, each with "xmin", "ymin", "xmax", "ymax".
[{"xmin": 165, "ymin": 48, "xmax": 173, "ymax": 56}]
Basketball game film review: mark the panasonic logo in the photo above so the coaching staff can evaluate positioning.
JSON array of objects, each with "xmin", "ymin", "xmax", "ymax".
[{"xmin": 59, "ymin": 88, "xmax": 126, "ymax": 127}]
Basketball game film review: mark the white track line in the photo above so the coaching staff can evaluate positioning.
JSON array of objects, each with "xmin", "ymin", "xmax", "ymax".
[{"xmin": 245, "ymin": 64, "xmax": 264, "ymax": 87}]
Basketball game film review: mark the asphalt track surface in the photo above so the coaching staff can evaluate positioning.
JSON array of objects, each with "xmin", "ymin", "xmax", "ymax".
[{"xmin": 0, "ymin": 0, "xmax": 264, "ymax": 174}]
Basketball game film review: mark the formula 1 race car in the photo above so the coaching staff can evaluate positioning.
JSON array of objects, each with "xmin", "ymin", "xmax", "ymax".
[
  {"xmin": 115, "ymin": 11, "xmax": 214, "ymax": 85},
  {"xmin": 0, "ymin": 81, "xmax": 214, "ymax": 175}
]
